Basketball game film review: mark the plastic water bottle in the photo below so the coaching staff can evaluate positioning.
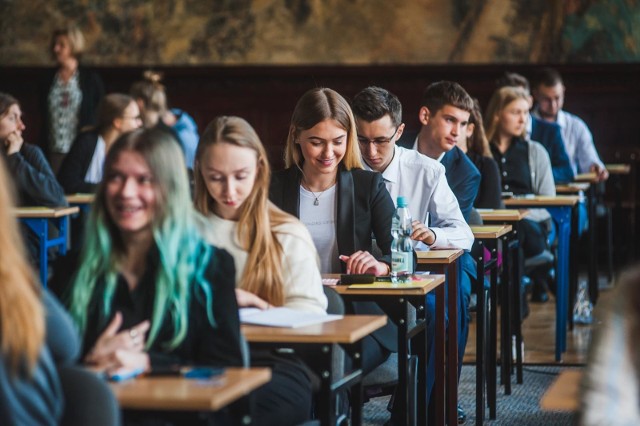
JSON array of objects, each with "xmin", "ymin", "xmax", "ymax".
[
  {"xmin": 391, "ymin": 196, "xmax": 413, "ymax": 283},
  {"xmin": 573, "ymin": 280, "xmax": 593, "ymax": 324}
]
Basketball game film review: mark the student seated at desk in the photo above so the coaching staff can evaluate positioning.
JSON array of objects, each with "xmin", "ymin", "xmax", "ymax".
[
  {"xmin": 193, "ymin": 115, "xmax": 327, "ymax": 425},
  {"xmin": 0, "ymin": 93, "xmax": 66, "ymax": 207},
  {"xmin": 0, "ymin": 92, "xmax": 68, "ymax": 263},
  {"xmin": 269, "ymin": 88, "xmax": 397, "ymax": 376},
  {"xmin": 0, "ymin": 154, "xmax": 117, "ymax": 426},
  {"xmin": 485, "ymin": 86, "xmax": 556, "ymax": 304},
  {"xmin": 58, "ymin": 93, "xmax": 142, "ymax": 194},
  {"xmin": 50, "ymin": 129, "xmax": 243, "ymax": 425},
  {"xmin": 351, "ymin": 86, "xmax": 474, "ymax": 424}
]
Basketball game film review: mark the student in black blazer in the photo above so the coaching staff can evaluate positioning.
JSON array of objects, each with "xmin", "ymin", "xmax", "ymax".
[
  {"xmin": 269, "ymin": 88, "xmax": 396, "ymax": 374},
  {"xmin": 58, "ymin": 94, "xmax": 142, "ymax": 194}
]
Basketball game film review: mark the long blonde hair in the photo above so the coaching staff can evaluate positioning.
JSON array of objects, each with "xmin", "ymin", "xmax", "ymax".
[
  {"xmin": 194, "ymin": 116, "xmax": 293, "ymax": 306},
  {"xmin": 284, "ymin": 87, "xmax": 363, "ymax": 171},
  {"xmin": 0, "ymin": 157, "xmax": 44, "ymax": 375},
  {"xmin": 484, "ymin": 86, "xmax": 530, "ymax": 144}
]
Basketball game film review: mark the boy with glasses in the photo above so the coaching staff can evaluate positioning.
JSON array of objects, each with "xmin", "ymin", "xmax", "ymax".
[{"xmin": 352, "ymin": 86, "xmax": 474, "ymax": 425}]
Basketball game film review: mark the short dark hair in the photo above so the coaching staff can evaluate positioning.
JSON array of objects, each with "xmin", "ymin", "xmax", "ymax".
[
  {"xmin": 420, "ymin": 81, "xmax": 474, "ymax": 116},
  {"xmin": 351, "ymin": 86, "xmax": 403, "ymax": 127},
  {"xmin": 496, "ymin": 72, "xmax": 530, "ymax": 92},
  {"xmin": 532, "ymin": 67, "xmax": 564, "ymax": 89}
]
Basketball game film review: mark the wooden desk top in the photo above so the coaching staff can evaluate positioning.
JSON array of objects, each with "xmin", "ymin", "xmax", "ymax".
[
  {"xmin": 329, "ymin": 274, "xmax": 445, "ymax": 296},
  {"xmin": 242, "ymin": 314, "xmax": 387, "ymax": 344},
  {"xmin": 110, "ymin": 367, "xmax": 271, "ymax": 411},
  {"xmin": 66, "ymin": 193, "xmax": 95, "ymax": 204},
  {"xmin": 606, "ymin": 163, "xmax": 631, "ymax": 175},
  {"xmin": 477, "ymin": 209, "xmax": 530, "ymax": 222},
  {"xmin": 471, "ymin": 224, "xmax": 512, "ymax": 239},
  {"xmin": 14, "ymin": 206, "xmax": 80, "ymax": 218},
  {"xmin": 574, "ymin": 172, "xmax": 598, "ymax": 183},
  {"xmin": 504, "ymin": 195, "xmax": 579, "ymax": 207},
  {"xmin": 540, "ymin": 370, "xmax": 582, "ymax": 412},
  {"xmin": 416, "ymin": 249, "xmax": 464, "ymax": 264},
  {"xmin": 555, "ymin": 183, "xmax": 590, "ymax": 194}
]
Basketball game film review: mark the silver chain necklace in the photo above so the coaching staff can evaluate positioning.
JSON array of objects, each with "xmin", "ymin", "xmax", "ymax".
[{"xmin": 302, "ymin": 178, "xmax": 335, "ymax": 206}]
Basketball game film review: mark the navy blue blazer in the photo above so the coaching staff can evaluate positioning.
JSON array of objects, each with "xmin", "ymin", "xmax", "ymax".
[
  {"xmin": 530, "ymin": 115, "xmax": 574, "ymax": 184},
  {"xmin": 398, "ymin": 131, "xmax": 480, "ymax": 223},
  {"xmin": 269, "ymin": 166, "xmax": 398, "ymax": 352}
]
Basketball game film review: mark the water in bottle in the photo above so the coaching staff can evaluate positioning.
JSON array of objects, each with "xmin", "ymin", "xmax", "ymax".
[{"xmin": 391, "ymin": 196, "xmax": 413, "ymax": 283}]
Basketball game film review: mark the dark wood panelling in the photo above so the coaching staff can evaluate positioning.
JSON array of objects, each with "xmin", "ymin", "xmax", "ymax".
[{"xmin": 2, "ymin": 64, "xmax": 639, "ymax": 170}]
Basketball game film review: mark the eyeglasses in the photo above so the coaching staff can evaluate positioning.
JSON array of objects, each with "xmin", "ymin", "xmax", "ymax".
[{"xmin": 357, "ymin": 125, "xmax": 401, "ymax": 147}]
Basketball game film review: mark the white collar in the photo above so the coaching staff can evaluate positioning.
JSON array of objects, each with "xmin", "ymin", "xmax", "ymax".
[
  {"xmin": 413, "ymin": 134, "xmax": 445, "ymax": 162},
  {"xmin": 363, "ymin": 146, "xmax": 400, "ymax": 184}
]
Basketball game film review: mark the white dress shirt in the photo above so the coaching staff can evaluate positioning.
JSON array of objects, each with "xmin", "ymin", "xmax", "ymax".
[
  {"xmin": 364, "ymin": 145, "xmax": 474, "ymax": 251},
  {"xmin": 84, "ymin": 135, "xmax": 106, "ymax": 184}
]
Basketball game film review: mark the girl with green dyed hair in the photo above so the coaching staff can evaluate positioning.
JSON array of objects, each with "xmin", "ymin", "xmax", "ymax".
[{"xmin": 51, "ymin": 128, "xmax": 242, "ymax": 386}]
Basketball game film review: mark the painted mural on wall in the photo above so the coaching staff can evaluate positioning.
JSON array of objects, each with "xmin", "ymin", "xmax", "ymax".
[{"xmin": 0, "ymin": 0, "xmax": 637, "ymax": 65}]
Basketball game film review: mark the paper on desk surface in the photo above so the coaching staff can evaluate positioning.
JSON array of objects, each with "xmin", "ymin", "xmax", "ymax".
[{"xmin": 239, "ymin": 307, "xmax": 342, "ymax": 328}]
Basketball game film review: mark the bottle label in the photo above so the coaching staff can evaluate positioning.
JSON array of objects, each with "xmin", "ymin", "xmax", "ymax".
[{"xmin": 392, "ymin": 252, "xmax": 412, "ymax": 275}]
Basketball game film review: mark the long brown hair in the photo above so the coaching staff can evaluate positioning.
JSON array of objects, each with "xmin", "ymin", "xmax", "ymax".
[
  {"xmin": 284, "ymin": 87, "xmax": 362, "ymax": 171},
  {"xmin": 194, "ymin": 116, "xmax": 294, "ymax": 306},
  {"xmin": 484, "ymin": 86, "xmax": 530, "ymax": 144},
  {"xmin": 0, "ymin": 156, "xmax": 44, "ymax": 375},
  {"xmin": 467, "ymin": 99, "xmax": 492, "ymax": 158}
]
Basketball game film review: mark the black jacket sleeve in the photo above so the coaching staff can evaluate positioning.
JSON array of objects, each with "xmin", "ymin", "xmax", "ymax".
[
  {"xmin": 57, "ymin": 131, "xmax": 99, "ymax": 194},
  {"xmin": 368, "ymin": 172, "xmax": 394, "ymax": 263},
  {"xmin": 192, "ymin": 248, "xmax": 243, "ymax": 367},
  {"xmin": 475, "ymin": 156, "xmax": 504, "ymax": 209},
  {"xmin": 5, "ymin": 144, "xmax": 67, "ymax": 207}
]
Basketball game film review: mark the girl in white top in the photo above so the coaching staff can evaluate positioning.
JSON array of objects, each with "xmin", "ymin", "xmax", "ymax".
[{"xmin": 193, "ymin": 115, "xmax": 327, "ymax": 314}]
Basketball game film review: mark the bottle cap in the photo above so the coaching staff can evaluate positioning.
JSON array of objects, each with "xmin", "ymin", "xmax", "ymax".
[{"xmin": 397, "ymin": 196, "xmax": 408, "ymax": 207}]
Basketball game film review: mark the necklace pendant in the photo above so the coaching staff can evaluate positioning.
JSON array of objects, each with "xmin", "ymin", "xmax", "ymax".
[{"xmin": 313, "ymin": 198, "xmax": 320, "ymax": 206}]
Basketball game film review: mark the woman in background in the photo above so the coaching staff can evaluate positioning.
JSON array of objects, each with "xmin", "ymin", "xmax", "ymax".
[
  {"xmin": 50, "ymin": 128, "xmax": 242, "ymax": 425},
  {"xmin": 58, "ymin": 93, "xmax": 142, "ymax": 194},
  {"xmin": 130, "ymin": 71, "xmax": 199, "ymax": 170},
  {"xmin": 0, "ymin": 93, "xmax": 66, "ymax": 207},
  {"xmin": 194, "ymin": 115, "xmax": 326, "ymax": 425},
  {"xmin": 484, "ymin": 86, "xmax": 556, "ymax": 303},
  {"xmin": 44, "ymin": 25, "xmax": 104, "ymax": 173}
]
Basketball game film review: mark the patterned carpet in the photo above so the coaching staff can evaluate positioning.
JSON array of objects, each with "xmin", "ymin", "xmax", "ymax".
[{"xmin": 362, "ymin": 365, "xmax": 579, "ymax": 425}]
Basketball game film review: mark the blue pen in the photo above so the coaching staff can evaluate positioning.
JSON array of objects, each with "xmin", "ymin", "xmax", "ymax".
[
  {"xmin": 182, "ymin": 367, "xmax": 224, "ymax": 379},
  {"xmin": 109, "ymin": 367, "xmax": 145, "ymax": 382}
]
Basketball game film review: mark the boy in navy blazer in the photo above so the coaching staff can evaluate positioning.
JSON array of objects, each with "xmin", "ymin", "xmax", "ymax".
[{"xmin": 397, "ymin": 81, "xmax": 480, "ymax": 424}]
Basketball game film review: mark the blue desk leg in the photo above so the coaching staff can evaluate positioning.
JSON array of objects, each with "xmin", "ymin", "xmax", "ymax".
[
  {"xmin": 547, "ymin": 206, "xmax": 572, "ymax": 361},
  {"xmin": 56, "ymin": 216, "xmax": 69, "ymax": 256},
  {"xmin": 22, "ymin": 218, "xmax": 48, "ymax": 286},
  {"xmin": 21, "ymin": 216, "xmax": 70, "ymax": 287}
]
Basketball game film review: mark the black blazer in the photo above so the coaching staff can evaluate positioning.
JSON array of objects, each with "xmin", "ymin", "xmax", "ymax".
[
  {"xmin": 269, "ymin": 166, "xmax": 398, "ymax": 352},
  {"xmin": 57, "ymin": 130, "xmax": 100, "ymax": 194}
]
